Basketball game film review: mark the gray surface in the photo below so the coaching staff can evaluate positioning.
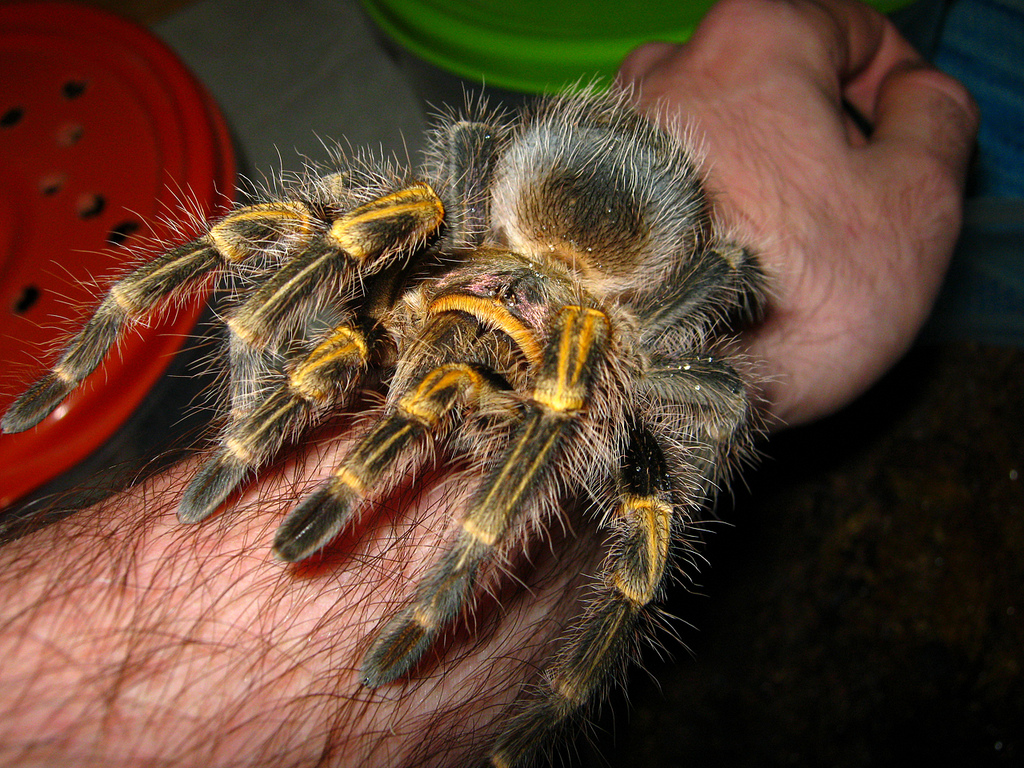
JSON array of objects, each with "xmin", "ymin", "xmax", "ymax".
[{"xmin": 154, "ymin": 0, "xmax": 427, "ymax": 185}]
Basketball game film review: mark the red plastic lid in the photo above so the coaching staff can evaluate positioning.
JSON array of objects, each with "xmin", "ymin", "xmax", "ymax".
[{"xmin": 0, "ymin": 2, "xmax": 235, "ymax": 507}]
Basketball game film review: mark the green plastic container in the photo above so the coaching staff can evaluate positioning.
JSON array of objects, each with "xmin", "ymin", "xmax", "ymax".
[{"xmin": 361, "ymin": 0, "xmax": 914, "ymax": 96}]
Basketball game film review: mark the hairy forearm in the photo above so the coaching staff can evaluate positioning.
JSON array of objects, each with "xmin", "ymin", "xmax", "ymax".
[{"xmin": 0, "ymin": 442, "xmax": 580, "ymax": 767}]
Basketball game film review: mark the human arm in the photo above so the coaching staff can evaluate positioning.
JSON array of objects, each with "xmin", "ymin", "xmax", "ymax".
[{"xmin": 0, "ymin": 441, "xmax": 575, "ymax": 767}]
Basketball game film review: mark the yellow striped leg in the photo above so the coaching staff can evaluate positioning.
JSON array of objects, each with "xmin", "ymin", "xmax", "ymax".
[
  {"xmin": 178, "ymin": 323, "xmax": 373, "ymax": 523},
  {"xmin": 1, "ymin": 202, "xmax": 316, "ymax": 434},
  {"xmin": 273, "ymin": 362, "xmax": 495, "ymax": 562},
  {"xmin": 489, "ymin": 426, "xmax": 674, "ymax": 768},
  {"xmin": 226, "ymin": 183, "xmax": 444, "ymax": 351},
  {"xmin": 361, "ymin": 305, "xmax": 612, "ymax": 687}
]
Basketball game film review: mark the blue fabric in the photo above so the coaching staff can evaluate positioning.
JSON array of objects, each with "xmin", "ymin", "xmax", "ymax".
[
  {"xmin": 895, "ymin": 0, "xmax": 1024, "ymax": 198},
  {"xmin": 935, "ymin": 0, "xmax": 1024, "ymax": 198},
  {"xmin": 895, "ymin": 0, "xmax": 1024, "ymax": 345},
  {"xmin": 925, "ymin": 199, "xmax": 1024, "ymax": 345}
]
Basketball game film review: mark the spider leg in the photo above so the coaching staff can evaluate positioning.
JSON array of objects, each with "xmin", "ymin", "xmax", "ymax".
[
  {"xmin": 225, "ymin": 183, "xmax": 444, "ymax": 354},
  {"xmin": 488, "ymin": 423, "xmax": 674, "ymax": 768},
  {"xmin": 422, "ymin": 115, "xmax": 509, "ymax": 250},
  {"xmin": 222, "ymin": 182, "xmax": 444, "ymax": 422},
  {"xmin": 643, "ymin": 352, "xmax": 756, "ymax": 492},
  {"xmin": 178, "ymin": 318, "xmax": 379, "ymax": 523},
  {"xmin": 180, "ymin": 255, "xmax": 417, "ymax": 523},
  {"xmin": 272, "ymin": 361, "xmax": 507, "ymax": 561},
  {"xmin": 639, "ymin": 242, "xmax": 764, "ymax": 338},
  {"xmin": 182, "ymin": 114, "xmax": 506, "ymax": 523},
  {"xmin": 0, "ymin": 202, "xmax": 316, "ymax": 434},
  {"xmin": 484, "ymin": 353, "xmax": 756, "ymax": 767},
  {"xmin": 361, "ymin": 304, "xmax": 612, "ymax": 687}
]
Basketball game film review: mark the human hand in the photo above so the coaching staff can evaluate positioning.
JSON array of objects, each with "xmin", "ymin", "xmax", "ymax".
[{"xmin": 619, "ymin": 0, "xmax": 979, "ymax": 427}]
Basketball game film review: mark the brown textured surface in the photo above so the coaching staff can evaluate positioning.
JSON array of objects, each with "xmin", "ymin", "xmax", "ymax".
[{"xmin": 580, "ymin": 342, "xmax": 1024, "ymax": 767}]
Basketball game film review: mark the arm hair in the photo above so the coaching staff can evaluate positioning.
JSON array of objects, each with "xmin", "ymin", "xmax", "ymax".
[{"xmin": 0, "ymin": 436, "xmax": 588, "ymax": 768}]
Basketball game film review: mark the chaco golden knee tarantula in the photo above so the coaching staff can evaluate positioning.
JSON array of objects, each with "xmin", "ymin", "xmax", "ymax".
[{"xmin": 4, "ymin": 86, "xmax": 764, "ymax": 766}]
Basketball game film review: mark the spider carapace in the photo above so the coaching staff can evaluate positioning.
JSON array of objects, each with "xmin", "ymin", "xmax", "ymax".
[{"xmin": 3, "ymin": 87, "xmax": 764, "ymax": 766}]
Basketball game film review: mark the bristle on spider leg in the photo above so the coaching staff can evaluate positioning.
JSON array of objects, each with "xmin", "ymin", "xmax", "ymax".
[
  {"xmin": 178, "ymin": 448, "xmax": 251, "ymax": 524},
  {"xmin": 225, "ymin": 241, "xmax": 346, "ymax": 352},
  {"xmin": 272, "ymin": 471, "xmax": 366, "ymax": 563},
  {"xmin": 425, "ymin": 116, "xmax": 509, "ymax": 249},
  {"xmin": 226, "ymin": 183, "xmax": 445, "ymax": 351},
  {"xmin": 114, "ymin": 239, "xmax": 224, "ymax": 308},
  {"xmin": 1, "ymin": 373, "xmax": 76, "ymax": 435},
  {"xmin": 183, "ymin": 312, "xmax": 378, "ymax": 524},
  {"xmin": 272, "ymin": 409, "xmax": 425, "ymax": 562},
  {"xmin": 488, "ymin": 599, "xmax": 642, "ymax": 768},
  {"xmin": 708, "ymin": 242, "xmax": 767, "ymax": 322}
]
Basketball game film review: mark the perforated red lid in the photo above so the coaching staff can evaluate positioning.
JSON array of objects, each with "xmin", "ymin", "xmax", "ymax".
[{"xmin": 0, "ymin": 2, "xmax": 235, "ymax": 507}]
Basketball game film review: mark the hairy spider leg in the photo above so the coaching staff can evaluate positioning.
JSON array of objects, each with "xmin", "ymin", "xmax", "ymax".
[
  {"xmin": 361, "ymin": 304, "xmax": 612, "ymax": 687},
  {"xmin": 272, "ymin": 360, "xmax": 507, "ymax": 561},
  {"xmin": 183, "ymin": 114, "xmax": 510, "ymax": 524},
  {"xmin": 177, "ymin": 185, "xmax": 444, "ymax": 521},
  {"xmin": 224, "ymin": 184, "xmax": 444, "ymax": 415},
  {"xmin": 422, "ymin": 117, "xmax": 509, "ymax": 251},
  {"xmin": 639, "ymin": 243, "xmax": 765, "ymax": 338},
  {"xmin": 272, "ymin": 261, "xmax": 551, "ymax": 561},
  {"xmin": 180, "ymin": 253, "xmax": 420, "ymax": 523},
  {"xmin": 482, "ymin": 237, "xmax": 759, "ymax": 765},
  {"xmin": 179, "ymin": 315, "xmax": 382, "ymax": 523},
  {"xmin": 643, "ymin": 354, "xmax": 754, "ymax": 482},
  {"xmin": 0, "ymin": 202, "xmax": 316, "ymax": 434},
  {"xmin": 488, "ymin": 423, "xmax": 675, "ymax": 768},
  {"xmin": 487, "ymin": 347, "xmax": 756, "ymax": 767}
]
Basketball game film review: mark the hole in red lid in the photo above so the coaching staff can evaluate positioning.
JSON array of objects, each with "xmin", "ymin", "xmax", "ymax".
[
  {"xmin": 56, "ymin": 122, "xmax": 84, "ymax": 147},
  {"xmin": 62, "ymin": 80, "xmax": 88, "ymax": 100},
  {"xmin": 107, "ymin": 219, "xmax": 141, "ymax": 246},
  {"xmin": 77, "ymin": 192, "xmax": 106, "ymax": 219},
  {"xmin": 12, "ymin": 286, "xmax": 41, "ymax": 315},
  {"xmin": 1, "ymin": 107, "xmax": 24, "ymax": 128},
  {"xmin": 40, "ymin": 173, "xmax": 67, "ymax": 196}
]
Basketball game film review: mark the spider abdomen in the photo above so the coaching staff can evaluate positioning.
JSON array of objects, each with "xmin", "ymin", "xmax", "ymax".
[{"xmin": 490, "ymin": 96, "xmax": 709, "ymax": 299}]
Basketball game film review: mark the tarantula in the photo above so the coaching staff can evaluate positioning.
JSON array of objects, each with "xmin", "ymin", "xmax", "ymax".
[{"xmin": 3, "ymin": 87, "xmax": 763, "ymax": 766}]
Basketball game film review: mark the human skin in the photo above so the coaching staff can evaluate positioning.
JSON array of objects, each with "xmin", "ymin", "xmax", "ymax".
[
  {"xmin": 620, "ymin": 0, "xmax": 978, "ymax": 427},
  {"xmin": 0, "ymin": 0, "xmax": 977, "ymax": 766}
]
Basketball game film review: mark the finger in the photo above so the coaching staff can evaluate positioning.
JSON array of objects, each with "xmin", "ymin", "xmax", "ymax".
[
  {"xmin": 869, "ymin": 62, "xmax": 979, "ymax": 181},
  {"xmin": 617, "ymin": 41, "xmax": 680, "ymax": 87},
  {"xmin": 617, "ymin": 0, "xmax": 896, "ymax": 131},
  {"xmin": 691, "ymin": 0, "xmax": 885, "ymax": 90},
  {"xmin": 840, "ymin": 14, "xmax": 925, "ymax": 122}
]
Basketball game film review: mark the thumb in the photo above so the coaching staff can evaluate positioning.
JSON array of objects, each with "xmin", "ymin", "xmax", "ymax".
[{"xmin": 869, "ymin": 62, "xmax": 979, "ymax": 183}]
